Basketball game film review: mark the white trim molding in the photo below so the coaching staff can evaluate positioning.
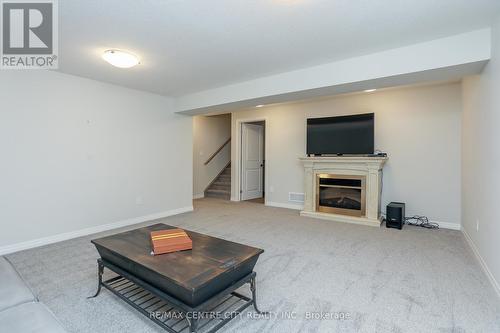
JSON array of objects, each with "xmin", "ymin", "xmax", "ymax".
[
  {"xmin": 0, "ymin": 206, "xmax": 193, "ymax": 256},
  {"xmin": 265, "ymin": 201, "xmax": 304, "ymax": 211},
  {"xmin": 265, "ymin": 201, "xmax": 461, "ymax": 231},
  {"xmin": 232, "ymin": 116, "xmax": 269, "ymax": 202},
  {"xmin": 432, "ymin": 220, "xmax": 461, "ymax": 230},
  {"xmin": 462, "ymin": 228, "xmax": 500, "ymax": 298},
  {"xmin": 193, "ymin": 193, "xmax": 205, "ymax": 199}
]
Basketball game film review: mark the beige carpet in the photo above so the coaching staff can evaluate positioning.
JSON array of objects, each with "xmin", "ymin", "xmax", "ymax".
[{"xmin": 6, "ymin": 198, "xmax": 500, "ymax": 332}]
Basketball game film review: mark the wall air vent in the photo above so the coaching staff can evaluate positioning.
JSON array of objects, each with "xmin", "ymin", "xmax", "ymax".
[{"xmin": 289, "ymin": 192, "xmax": 305, "ymax": 203}]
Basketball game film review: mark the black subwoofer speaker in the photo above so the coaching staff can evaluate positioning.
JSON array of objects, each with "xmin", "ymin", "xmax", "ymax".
[{"xmin": 386, "ymin": 202, "xmax": 405, "ymax": 230}]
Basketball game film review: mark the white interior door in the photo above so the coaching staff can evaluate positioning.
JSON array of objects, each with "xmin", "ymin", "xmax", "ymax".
[{"xmin": 241, "ymin": 123, "xmax": 264, "ymax": 200}]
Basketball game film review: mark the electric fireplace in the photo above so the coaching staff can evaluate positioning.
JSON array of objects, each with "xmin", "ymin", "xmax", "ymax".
[
  {"xmin": 300, "ymin": 156, "xmax": 387, "ymax": 227},
  {"xmin": 316, "ymin": 174, "xmax": 366, "ymax": 217}
]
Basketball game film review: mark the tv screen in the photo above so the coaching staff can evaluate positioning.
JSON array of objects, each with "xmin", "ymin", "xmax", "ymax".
[{"xmin": 307, "ymin": 113, "xmax": 374, "ymax": 155}]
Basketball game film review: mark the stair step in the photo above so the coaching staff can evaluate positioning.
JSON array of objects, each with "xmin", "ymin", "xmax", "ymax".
[
  {"xmin": 205, "ymin": 189, "xmax": 230, "ymax": 199},
  {"xmin": 210, "ymin": 184, "xmax": 230, "ymax": 191},
  {"xmin": 206, "ymin": 189, "xmax": 230, "ymax": 194},
  {"xmin": 205, "ymin": 164, "xmax": 232, "ymax": 200},
  {"xmin": 211, "ymin": 181, "xmax": 230, "ymax": 186},
  {"xmin": 212, "ymin": 182, "xmax": 230, "ymax": 188}
]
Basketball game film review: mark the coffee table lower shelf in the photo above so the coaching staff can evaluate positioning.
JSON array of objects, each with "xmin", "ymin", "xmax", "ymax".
[{"xmin": 89, "ymin": 259, "xmax": 265, "ymax": 333}]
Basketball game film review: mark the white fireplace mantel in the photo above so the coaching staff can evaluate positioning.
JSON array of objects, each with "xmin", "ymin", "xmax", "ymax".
[{"xmin": 299, "ymin": 156, "xmax": 388, "ymax": 227}]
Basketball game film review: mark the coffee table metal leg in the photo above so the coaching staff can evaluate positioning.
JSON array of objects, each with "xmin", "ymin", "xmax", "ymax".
[
  {"xmin": 88, "ymin": 259, "xmax": 104, "ymax": 298},
  {"xmin": 250, "ymin": 275, "xmax": 267, "ymax": 314},
  {"xmin": 187, "ymin": 316, "xmax": 199, "ymax": 333}
]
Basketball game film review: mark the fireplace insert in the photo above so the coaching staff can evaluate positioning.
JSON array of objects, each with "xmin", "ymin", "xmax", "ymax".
[{"xmin": 316, "ymin": 174, "xmax": 366, "ymax": 216}]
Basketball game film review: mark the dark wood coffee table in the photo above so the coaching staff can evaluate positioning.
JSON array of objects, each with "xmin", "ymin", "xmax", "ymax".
[{"xmin": 89, "ymin": 223, "xmax": 265, "ymax": 333}]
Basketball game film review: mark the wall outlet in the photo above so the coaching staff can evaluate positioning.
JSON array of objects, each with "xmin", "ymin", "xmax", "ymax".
[
  {"xmin": 476, "ymin": 219, "xmax": 480, "ymax": 232},
  {"xmin": 135, "ymin": 196, "xmax": 143, "ymax": 205}
]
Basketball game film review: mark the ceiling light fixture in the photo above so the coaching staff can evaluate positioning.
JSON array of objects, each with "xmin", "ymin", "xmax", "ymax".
[
  {"xmin": 364, "ymin": 89, "xmax": 377, "ymax": 93},
  {"xmin": 256, "ymin": 105, "xmax": 264, "ymax": 108},
  {"xmin": 102, "ymin": 49, "xmax": 140, "ymax": 68}
]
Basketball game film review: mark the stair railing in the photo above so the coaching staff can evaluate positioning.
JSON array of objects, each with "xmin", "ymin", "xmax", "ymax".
[{"xmin": 204, "ymin": 138, "xmax": 231, "ymax": 165}]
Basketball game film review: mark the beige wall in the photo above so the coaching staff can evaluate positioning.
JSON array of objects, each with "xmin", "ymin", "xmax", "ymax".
[
  {"xmin": 0, "ymin": 70, "xmax": 193, "ymax": 253},
  {"xmin": 462, "ymin": 16, "xmax": 500, "ymax": 295},
  {"xmin": 231, "ymin": 83, "xmax": 462, "ymax": 227},
  {"xmin": 193, "ymin": 114, "xmax": 231, "ymax": 197}
]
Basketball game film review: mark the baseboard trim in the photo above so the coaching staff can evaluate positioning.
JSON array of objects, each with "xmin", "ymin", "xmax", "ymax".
[
  {"xmin": 265, "ymin": 201, "xmax": 304, "ymax": 210},
  {"xmin": 462, "ymin": 228, "xmax": 500, "ymax": 298},
  {"xmin": 0, "ymin": 206, "xmax": 194, "ymax": 256},
  {"xmin": 264, "ymin": 202, "xmax": 461, "ymax": 231},
  {"xmin": 193, "ymin": 193, "xmax": 205, "ymax": 199},
  {"xmin": 432, "ymin": 220, "xmax": 461, "ymax": 230}
]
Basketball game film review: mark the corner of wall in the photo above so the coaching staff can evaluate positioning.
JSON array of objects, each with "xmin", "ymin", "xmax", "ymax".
[{"xmin": 462, "ymin": 227, "xmax": 500, "ymax": 297}]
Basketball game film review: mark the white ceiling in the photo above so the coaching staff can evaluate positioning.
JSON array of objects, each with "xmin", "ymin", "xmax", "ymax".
[{"xmin": 58, "ymin": 0, "xmax": 500, "ymax": 97}]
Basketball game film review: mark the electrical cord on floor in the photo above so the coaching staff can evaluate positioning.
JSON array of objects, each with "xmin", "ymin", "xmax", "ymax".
[
  {"xmin": 404, "ymin": 215, "xmax": 439, "ymax": 229},
  {"xmin": 381, "ymin": 212, "xmax": 439, "ymax": 229}
]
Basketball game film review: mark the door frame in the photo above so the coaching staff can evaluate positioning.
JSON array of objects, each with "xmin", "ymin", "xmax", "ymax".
[{"xmin": 233, "ymin": 117, "xmax": 268, "ymax": 202}]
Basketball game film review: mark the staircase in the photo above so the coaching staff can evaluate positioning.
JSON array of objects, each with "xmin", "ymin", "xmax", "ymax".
[{"xmin": 205, "ymin": 164, "xmax": 231, "ymax": 200}]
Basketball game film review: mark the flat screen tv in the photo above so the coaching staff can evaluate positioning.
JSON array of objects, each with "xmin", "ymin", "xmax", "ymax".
[{"xmin": 307, "ymin": 113, "xmax": 374, "ymax": 155}]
